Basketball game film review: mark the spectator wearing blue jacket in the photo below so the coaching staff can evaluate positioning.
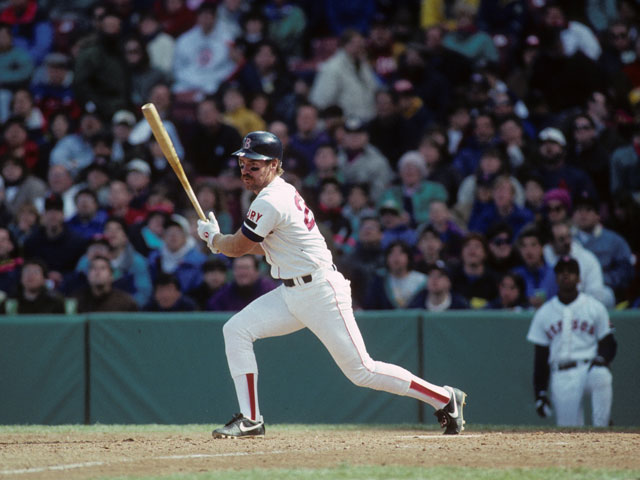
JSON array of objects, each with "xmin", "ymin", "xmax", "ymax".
[
  {"xmin": 148, "ymin": 214, "xmax": 207, "ymax": 293},
  {"xmin": 572, "ymin": 192, "xmax": 635, "ymax": 303},
  {"xmin": 512, "ymin": 226, "xmax": 557, "ymax": 309},
  {"xmin": 65, "ymin": 188, "xmax": 108, "ymax": 240}
]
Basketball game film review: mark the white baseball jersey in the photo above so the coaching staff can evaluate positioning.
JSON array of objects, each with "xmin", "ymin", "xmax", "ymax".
[
  {"xmin": 527, "ymin": 293, "xmax": 612, "ymax": 365},
  {"xmin": 240, "ymin": 176, "xmax": 333, "ymax": 279}
]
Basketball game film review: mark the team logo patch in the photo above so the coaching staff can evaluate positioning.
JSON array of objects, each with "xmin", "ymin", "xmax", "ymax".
[{"xmin": 244, "ymin": 137, "xmax": 251, "ymax": 149}]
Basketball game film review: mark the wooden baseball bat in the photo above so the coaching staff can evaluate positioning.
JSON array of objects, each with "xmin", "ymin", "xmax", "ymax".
[{"xmin": 141, "ymin": 103, "xmax": 206, "ymax": 221}]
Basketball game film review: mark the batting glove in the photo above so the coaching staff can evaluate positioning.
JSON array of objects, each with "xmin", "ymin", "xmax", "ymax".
[
  {"xmin": 197, "ymin": 212, "xmax": 221, "ymax": 253},
  {"xmin": 535, "ymin": 392, "xmax": 552, "ymax": 418}
]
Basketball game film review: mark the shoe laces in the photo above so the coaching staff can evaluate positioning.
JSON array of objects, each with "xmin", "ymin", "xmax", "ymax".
[{"xmin": 225, "ymin": 413, "xmax": 244, "ymax": 426}]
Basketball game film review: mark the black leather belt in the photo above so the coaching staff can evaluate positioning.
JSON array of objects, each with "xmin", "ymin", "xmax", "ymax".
[
  {"xmin": 283, "ymin": 275, "xmax": 312, "ymax": 287},
  {"xmin": 557, "ymin": 360, "xmax": 590, "ymax": 371}
]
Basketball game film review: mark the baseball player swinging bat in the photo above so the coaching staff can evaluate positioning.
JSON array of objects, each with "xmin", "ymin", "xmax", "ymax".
[{"xmin": 141, "ymin": 103, "xmax": 206, "ymax": 221}]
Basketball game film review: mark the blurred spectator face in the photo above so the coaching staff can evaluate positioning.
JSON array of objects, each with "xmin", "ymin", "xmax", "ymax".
[
  {"xmin": 462, "ymin": 238, "xmax": 486, "ymax": 265},
  {"xmin": 525, "ymin": 179, "xmax": 544, "ymax": 208},
  {"xmin": 75, "ymin": 192, "xmax": 98, "ymax": 219},
  {"xmin": 573, "ymin": 205, "xmax": 599, "ymax": 231},
  {"xmin": 104, "ymin": 221, "xmax": 128, "ymax": 249},
  {"xmin": 86, "ymin": 167, "xmax": 109, "ymax": 192},
  {"xmin": 313, "ymin": 145, "xmax": 337, "ymax": 172},
  {"xmin": 87, "ymin": 242, "xmax": 111, "ymax": 261},
  {"xmin": 493, "ymin": 178, "xmax": 515, "ymax": 209},
  {"xmin": 544, "ymin": 6, "xmax": 566, "ymax": 28},
  {"xmin": 418, "ymin": 230, "xmax": 443, "ymax": 259},
  {"xmin": 319, "ymin": 182, "xmax": 343, "ymax": 208},
  {"xmin": 386, "ymin": 244, "xmax": 410, "ymax": 276},
  {"xmin": 0, "ymin": 228, "xmax": 14, "ymax": 258},
  {"xmin": 197, "ymin": 99, "xmax": 221, "ymax": 128},
  {"xmin": 21, "ymin": 263, "xmax": 46, "ymax": 293},
  {"xmin": 610, "ymin": 23, "xmax": 631, "ymax": 51},
  {"xmin": 149, "ymin": 83, "xmax": 171, "ymax": 111},
  {"xmin": 204, "ymin": 268, "xmax": 227, "ymax": 290},
  {"xmin": 518, "ymin": 235, "xmax": 543, "ymax": 268},
  {"xmin": 223, "ymin": 88, "xmax": 245, "ymax": 112},
  {"xmin": 163, "ymin": 224, "xmax": 186, "ymax": 253},
  {"xmin": 254, "ymin": 44, "xmax": 277, "ymax": 72},
  {"xmin": 489, "ymin": 231, "xmax": 512, "ymax": 260},
  {"xmin": 197, "ymin": 7, "xmax": 217, "ymax": 33},
  {"xmin": 88, "ymin": 257, "xmax": 113, "ymax": 289},
  {"xmin": 11, "ymin": 89, "xmax": 33, "ymax": 117},
  {"xmin": 296, "ymin": 105, "xmax": 318, "ymax": 135},
  {"xmin": 126, "ymin": 169, "xmax": 150, "ymax": 192},
  {"xmin": 479, "ymin": 152, "xmax": 502, "ymax": 176},
  {"xmin": 233, "ymin": 256, "xmax": 260, "ymax": 287},
  {"xmin": 474, "ymin": 115, "xmax": 494, "ymax": 142},
  {"xmin": 108, "ymin": 180, "xmax": 132, "ymax": 209},
  {"xmin": 343, "ymin": 131, "xmax": 368, "ymax": 151},
  {"xmin": 498, "ymin": 275, "xmax": 520, "ymax": 307},
  {"xmin": 427, "ymin": 269, "xmax": 450, "ymax": 295},
  {"xmin": 573, "ymin": 116, "xmax": 596, "ymax": 146},
  {"xmin": 50, "ymin": 113, "xmax": 71, "ymax": 140},
  {"xmin": 539, "ymin": 140, "xmax": 564, "ymax": 162},
  {"xmin": 551, "ymin": 223, "xmax": 572, "ymax": 256},
  {"xmin": 155, "ymin": 282, "xmax": 181, "ymax": 309},
  {"xmin": 347, "ymin": 185, "xmax": 368, "ymax": 211},
  {"xmin": 428, "ymin": 201, "xmax": 449, "ymax": 228},
  {"xmin": 1, "ymin": 158, "xmax": 23, "ymax": 182},
  {"xmin": 449, "ymin": 106, "xmax": 470, "ymax": 130},
  {"xmin": 375, "ymin": 91, "xmax": 396, "ymax": 118},
  {"xmin": 498, "ymin": 118, "xmax": 522, "ymax": 145},
  {"xmin": 80, "ymin": 114, "xmax": 102, "ymax": 138},
  {"xmin": 546, "ymin": 200, "xmax": 568, "ymax": 224},
  {"xmin": 3, "ymin": 122, "xmax": 27, "ymax": 148},
  {"xmin": 359, "ymin": 218, "xmax": 382, "ymax": 245}
]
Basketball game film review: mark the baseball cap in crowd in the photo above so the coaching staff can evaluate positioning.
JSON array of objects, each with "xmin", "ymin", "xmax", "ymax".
[
  {"xmin": 573, "ymin": 190, "xmax": 599, "ymax": 211},
  {"xmin": 343, "ymin": 117, "xmax": 367, "ymax": 133},
  {"xmin": 543, "ymin": 188, "xmax": 572, "ymax": 211},
  {"xmin": 126, "ymin": 159, "xmax": 151, "ymax": 176},
  {"xmin": 112, "ymin": 110, "xmax": 136, "ymax": 127},
  {"xmin": 427, "ymin": 259, "xmax": 451, "ymax": 278},
  {"xmin": 44, "ymin": 193, "xmax": 64, "ymax": 211},
  {"xmin": 554, "ymin": 256, "xmax": 580, "ymax": 275},
  {"xmin": 538, "ymin": 127, "xmax": 566, "ymax": 146},
  {"xmin": 378, "ymin": 198, "xmax": 403, "ymax": 215}
]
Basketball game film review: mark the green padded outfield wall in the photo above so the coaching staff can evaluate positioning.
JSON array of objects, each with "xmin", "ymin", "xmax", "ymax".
[
  {"xmin": 0, "ymin": 315, "xmax": 85, "ymax": 424},
  {"xmin": 0, "ymin": 311, "xmax": 639, "ymax": 425}
]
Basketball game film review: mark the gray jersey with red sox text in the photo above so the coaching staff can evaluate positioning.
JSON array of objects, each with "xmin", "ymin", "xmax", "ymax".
[
  {"xmin": 240, "ymin": 176, "xmax": 333, "ymax": 279},
  {"xmin": 526, "ymin": 293, "xmax": 612, "ymax": 365}
]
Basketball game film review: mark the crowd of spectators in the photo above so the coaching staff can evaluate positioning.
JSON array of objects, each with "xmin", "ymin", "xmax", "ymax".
[{"xmin": 1, "ymin": 0, "xmax": 640, "ymax": 314}]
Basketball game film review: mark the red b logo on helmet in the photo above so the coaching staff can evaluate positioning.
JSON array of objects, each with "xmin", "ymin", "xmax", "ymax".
[{"xmin": 244, "ymin": 137, "xmax": 251, "ymax": 149}]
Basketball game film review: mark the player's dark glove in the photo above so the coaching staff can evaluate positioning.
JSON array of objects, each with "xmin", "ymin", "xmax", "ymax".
[
  {"xmin": 589, "ymin": 356, "xmax": 608, "ymax": 370},
  {"xmin": 535, "ymin": 392, "xmax": 552, "ymax": 418}
]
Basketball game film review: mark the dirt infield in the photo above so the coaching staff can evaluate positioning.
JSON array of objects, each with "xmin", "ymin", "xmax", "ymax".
[{"xmin": 1, "ymin": 427, "xmax": 639, "ymax": 479}]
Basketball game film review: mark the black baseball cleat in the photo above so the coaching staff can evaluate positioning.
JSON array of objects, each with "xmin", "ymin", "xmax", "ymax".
[
  {"xmin": 434, "ymin": 386, "xmax": 467, "ymax": 435},
  {"xmin": 212, "ymin": 413, "xmax": 265, "ymax": 439}
]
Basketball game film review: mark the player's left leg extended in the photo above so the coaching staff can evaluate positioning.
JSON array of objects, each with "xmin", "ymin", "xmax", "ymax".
[
  {"xmin": 285, "ymin": 269, "xmax": 466, "ymax": 434},
  {"xmin": 586, "ymin": 365, "xmax": 613, "ymax": 427}
]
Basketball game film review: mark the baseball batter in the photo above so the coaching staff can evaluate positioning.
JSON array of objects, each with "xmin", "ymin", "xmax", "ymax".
[
  {"xmin": 197, "ymin": 131, "xmax": 467, "ymax": 438},
  {"xmin": 526, "ymin": 256, "xmax": 617, "ymax": 427}
]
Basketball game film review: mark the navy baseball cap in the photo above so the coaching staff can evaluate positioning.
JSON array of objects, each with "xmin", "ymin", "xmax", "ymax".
[
  {"xmin": 232, "ymin": 131, "xmax": 283, "ymax": 161},
  {"xmin": 554, "ymin": 256, "xmax": 580, "ymax": 274}
]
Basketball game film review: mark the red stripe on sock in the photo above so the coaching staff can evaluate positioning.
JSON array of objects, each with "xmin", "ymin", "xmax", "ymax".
[
  {"xmin": 247, "ymin": 373, "xmax": 256, "ymax": 420},
  {"xmin": 410, "ymin": 380, "xmax": 450, "ymax": 405}
]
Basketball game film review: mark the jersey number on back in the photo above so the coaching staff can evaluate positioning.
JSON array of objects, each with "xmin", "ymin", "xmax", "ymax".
[{"xmin": 294, "ymin": 191, "xmax": 316, "ymax": 231}]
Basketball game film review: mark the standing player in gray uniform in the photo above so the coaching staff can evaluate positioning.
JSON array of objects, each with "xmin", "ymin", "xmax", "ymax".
[
  {"xmin": 197, "ymin": 131, "xmax": 467, "ymax": 438},
  {"xmin": 526, "ymin": 256, "xmax": 617, "ymax": 426}
]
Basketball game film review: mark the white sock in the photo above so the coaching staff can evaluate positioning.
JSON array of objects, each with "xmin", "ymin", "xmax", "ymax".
[
  {"xmin": 232, "ymin": 373, "xmax": 260, "ymax": 421},
  {"xmin": 405, "ymin": 377, "xmax": 451, "ymax": 410}
]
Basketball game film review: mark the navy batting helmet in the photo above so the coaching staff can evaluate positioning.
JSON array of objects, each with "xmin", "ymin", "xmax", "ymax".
[{"xmin": 232, "ymin": 131, "xmax": 283, "ymax": 161}]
